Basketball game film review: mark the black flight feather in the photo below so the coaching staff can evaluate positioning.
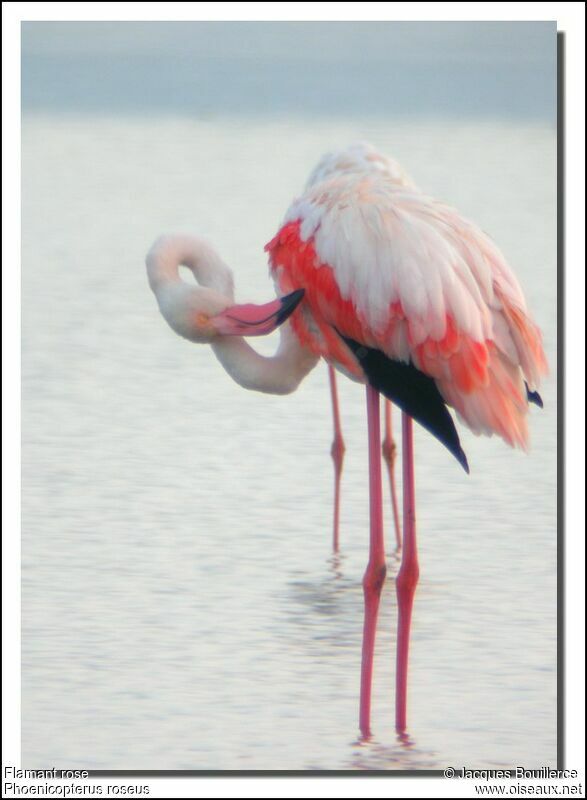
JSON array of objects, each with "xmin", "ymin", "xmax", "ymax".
[
  {"xmin": 340, "ymin": 335, "xmax": 470, "ymax": 473},
  {"xmin": 525, "ymin": 382, "xmax": 544, "ymax": 408}
]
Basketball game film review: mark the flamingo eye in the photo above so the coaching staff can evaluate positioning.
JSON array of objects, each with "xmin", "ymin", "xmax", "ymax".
[{"xmin": 196, "ymin": 312, "xmax": 210, "ymax": 328}]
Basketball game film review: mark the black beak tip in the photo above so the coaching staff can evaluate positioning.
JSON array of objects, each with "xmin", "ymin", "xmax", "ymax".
[{"xmin": 276, "ymin": 288, "xmax": 305, "ymax": 324}]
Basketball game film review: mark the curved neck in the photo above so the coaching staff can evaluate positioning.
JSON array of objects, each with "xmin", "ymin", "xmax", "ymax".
[
  {"xmin": 146, "ymin": 234, "xmax": 234, "ymax": 298},
  {"xmin": 147, "ymin": 233, "xmax": 319, "ymax": 394},
  {"xmin": 211, "ymin": 324, "xmax": 319, "ymax": 395}
]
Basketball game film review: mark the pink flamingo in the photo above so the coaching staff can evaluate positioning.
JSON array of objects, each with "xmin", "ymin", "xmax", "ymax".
[{"xmin": 146, "ymin": 143, "xmax": 547, "ymax": 738}]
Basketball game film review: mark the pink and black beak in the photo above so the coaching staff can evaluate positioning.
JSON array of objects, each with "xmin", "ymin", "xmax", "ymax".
[{"xmin": 212, "ymin": 289, "xmax": 304, "ymax": 337}]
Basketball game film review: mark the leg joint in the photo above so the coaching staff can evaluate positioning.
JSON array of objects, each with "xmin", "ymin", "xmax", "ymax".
[
  {"xmin": 396, "ymin": 562, "xmax": 420, "ymax": 593},
  {"xmin": 381, "ymin": 437, "xmax": 397, "ymax": 466},
  {"xmin": 331, "ymin": 435, "xmax": 346, "ymax": 465},
  {"xmin": 363, "ymin": 561, "xmax": 387, "ymax": 594}
]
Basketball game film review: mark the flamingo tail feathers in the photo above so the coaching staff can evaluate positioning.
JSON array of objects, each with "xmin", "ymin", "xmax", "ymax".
[{"xmin": 341, "ymin": 335, "xmax": 470, "ymax": 473}]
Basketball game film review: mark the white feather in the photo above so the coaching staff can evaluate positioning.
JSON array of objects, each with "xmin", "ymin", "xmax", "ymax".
[{"xmin": 286, "ymin": 171, "xmax": 500, "ymax": 353}]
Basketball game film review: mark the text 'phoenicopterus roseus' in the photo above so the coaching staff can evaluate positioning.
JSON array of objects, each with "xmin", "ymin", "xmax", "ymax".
[{"xmin": 146, "ymin": 143, "xmax": 547, "ymax": 738}]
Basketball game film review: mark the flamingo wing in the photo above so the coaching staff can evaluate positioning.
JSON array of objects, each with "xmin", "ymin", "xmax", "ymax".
[{"xmin": 267, "ymin": 169, "xmax": 547, "ymax": 452}]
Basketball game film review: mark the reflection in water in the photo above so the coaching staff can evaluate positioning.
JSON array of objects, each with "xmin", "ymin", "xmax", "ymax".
[
  {"xmin": 348, "ymin": 731, "xmax": 438, "ymax": 771},
  {"xmin": 326, "ymin": 552, "xmax": 345, "ymax": 581},
  {"xmin": 396, "ymin": 729, "xmax": 417, "ymax": 750},
  {"xmin": 22, "ymin": 115, "xmax": 557, "ymax": 769}
]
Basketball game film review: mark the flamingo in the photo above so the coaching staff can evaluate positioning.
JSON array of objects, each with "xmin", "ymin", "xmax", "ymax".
[{"xmin": 146, "ymin": 143, "xmax": 547, "ymax": 738}]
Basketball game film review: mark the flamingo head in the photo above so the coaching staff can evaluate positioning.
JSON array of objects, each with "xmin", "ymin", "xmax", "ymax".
[{"xmin": 157, "ymin": 282, "xmax": 305, "ymax": 344}]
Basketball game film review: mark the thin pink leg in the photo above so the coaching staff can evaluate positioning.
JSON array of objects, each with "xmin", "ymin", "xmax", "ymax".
[
  {"xmin": 395, "ymin": 413, "xmax": 420, "ymax": 733},
  {"xmin": 359, "ymin": 385, "xmax": 386, "ymax": 738},
  {"xmin": 328, "ymin": 365, "xmax": 345, "ymax": 552},
  {"xmin": 382, "ymin": 400, "xmax": 402, "ymax": 549}
]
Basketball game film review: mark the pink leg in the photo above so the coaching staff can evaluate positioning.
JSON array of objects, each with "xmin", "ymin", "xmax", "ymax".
[
  {"xmin": 359, "ymin": 385, "xmax": 386, "ymax": 738},
  {"xmin": 382, "ymin": 400, "xmax": 402, "ymax": 549},
  {"xmin": 328, "ymin": 365, "xmax": 345, "ymax": 552},
  {"xmin": 395, "ymin": 413, "xmax": 420, "ymax": 733}
]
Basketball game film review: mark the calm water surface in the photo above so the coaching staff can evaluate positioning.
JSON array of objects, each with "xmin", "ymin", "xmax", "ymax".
[{"xmin": 22, "ymin": 115, "xmax": 557, "ymax": 770}]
